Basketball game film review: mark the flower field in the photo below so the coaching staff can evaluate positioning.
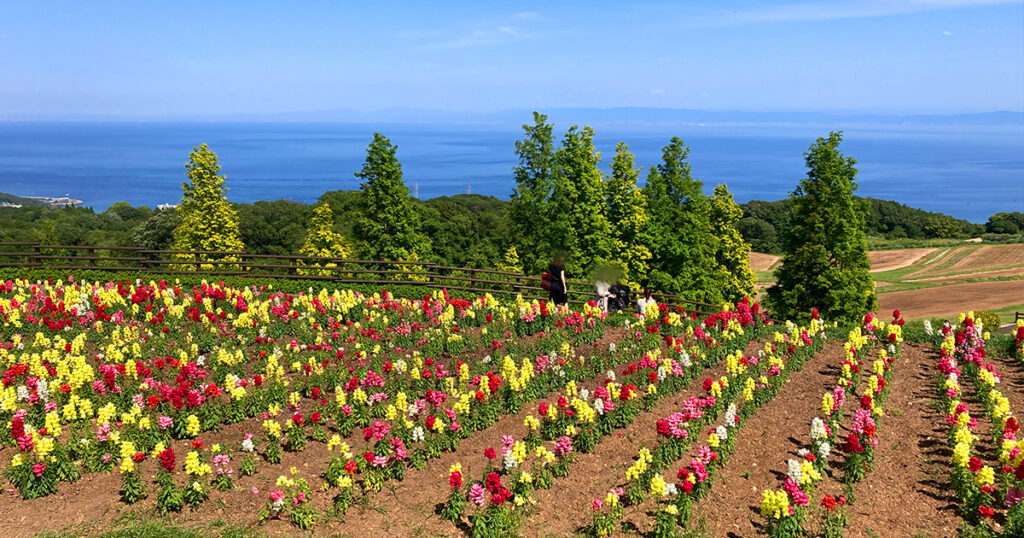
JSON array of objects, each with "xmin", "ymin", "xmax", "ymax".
[{"xmin": 0, "ymin": 278, "xmax": 1021, "ymax": 537}]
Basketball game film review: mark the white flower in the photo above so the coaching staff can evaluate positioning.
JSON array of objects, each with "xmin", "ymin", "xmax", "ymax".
[
  {"xmin": 594, "ymin": 399, "xmax": 605, "ymax": 415},
  {"xmin": 579, "ymin": 389, "xmax": 590, "ymax": 402},
  {"xmin": 241, "ymin": 438, "xmax": 255, "ymax": 452},
  {"xmin": 923, "ymin": 320, "xmax": 933, "ymax": 336},
  {"xmin": 817, "ymin": 442, "xmax": 831, "ymax": 459},
  {"xmin": 678, "ymin": 351, "xmax": 692, "ymax": 368},
  {"xmin": 412, "ymin": 427, "xmax": 425, "ymax": 442},
  {"xmin": 723, "ymin": 404, "xmax": 738, "ymax": 428},
  {"xmin": 606, "ymin": 370, "xmax": 616, "ymax": 382},
  {"xmin": 503, "ymin": 451, "xmax": 517, "ymax": 470},
  {"xmin": 810, "ymin": 417, "xmax": 828, "ymax": 440},
  {"xmin": 715, "ymin": 425, "xmax": 728, "ymax": 441},
  {"xmin": 665, "ymin": 483, "xmax": 679, "ymax": 496},
  {"xmin": 609, "ymin": 342, "xmax": 617, "ymax": 353},
  {"xmin": 786, "ymin": 459, "xmax": 802, "ymax": 483}
]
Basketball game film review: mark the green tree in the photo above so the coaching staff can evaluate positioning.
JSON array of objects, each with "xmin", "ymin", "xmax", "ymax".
[
  {"xmin": 767, "ymin": 132, "xmax": 876, "ymax": 324},
  {"xmin": 353, "ymin": 133, "xmax": 428, "ymax": 263},
  {"xmin": 170, "ymin": 144, "xmax": 245, "ymax": 268},
  {"xmin": 549, "ymin": 126, "xmax": 613, "ymax": 276},
  {"xmin": 985, "ymin": 211, "xmax": 1023, "ymax": 234},
  {"xmin": 508, "ymin": 112, "xmax": 556, "ymax": 274},
  {"xmin": 298, "ymin": 202, "xmax": 351, "ymax": 276},
  {"xmin": 709, "ymin": 184, "xmax": 756, "ymax": 301},
  {"xmin": 642, "ymin": 137, "xmax": 720, "ymax": 302},
  {"xmin": 605, "ymin": 142, "xmax": 651, "ymax": 288},
  {"xmin": 131, "ymin": 208, "xmax": 181, "ymax": 250}
]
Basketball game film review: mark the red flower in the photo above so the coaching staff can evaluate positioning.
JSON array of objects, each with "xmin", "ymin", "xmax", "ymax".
[
  {"xmin": 978, "ymin": 505, "xmax": 994, "ymax": 518},
  {"xmin": 344, "ymin": 461, "xmax": 358, "ymax": 475},
  {"xmin": 969, "ymin": 456, "xmax": 983, "ymax": 472},
  {"xmin": 191, "ymin": 439, "xmax": 204, "ymax": 449},
  {"xmin": 449, "ymin": 470, "xmax": 462, "ymax": 489},
  {"xmin": 292, "ymin": 412, "xmax": 304, "ymax": 426},
  {"xmin": 158, "ymin": 448, "xmax": 176, "ymax": 472},
  {"xmin": 484, "ymin": 447, "xmax": 497, "ymax": 460},
  {"xmin": 310, "ymin": 411, "xmax": 322, "ymax": 424},
  {"xmin": 821, "ymin": 495, "xmax": 837, "ymax": 511}
]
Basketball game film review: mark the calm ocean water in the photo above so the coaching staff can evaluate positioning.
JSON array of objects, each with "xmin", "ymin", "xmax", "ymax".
[{"xmin": 0, "ymin": 121, "xmax": 1021, "ymax": 222}]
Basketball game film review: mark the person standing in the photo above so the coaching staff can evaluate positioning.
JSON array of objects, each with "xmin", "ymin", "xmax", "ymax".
[
  {"xmin": 636, "ymin": 283, "xmax": 657, "ymax": 315},
  {"xmin": 548, "ymin": 254, "xmax": 568, "ymax": 306}
]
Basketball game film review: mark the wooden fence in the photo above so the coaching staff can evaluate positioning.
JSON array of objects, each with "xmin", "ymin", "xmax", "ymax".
[{"xmin": 0, "ymin": 242, "xmax": 723, "ymax": 315}]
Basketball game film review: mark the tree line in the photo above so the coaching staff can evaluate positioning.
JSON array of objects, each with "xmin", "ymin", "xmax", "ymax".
[{"xmin": 1, "ymin": 115, "xmax": 1017, "ymax": 323}]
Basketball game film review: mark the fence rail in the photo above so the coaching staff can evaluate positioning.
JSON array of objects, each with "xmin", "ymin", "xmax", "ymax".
[{"xmin": 0, "ymin": 242, "xmax": 723, "ymax": 315}]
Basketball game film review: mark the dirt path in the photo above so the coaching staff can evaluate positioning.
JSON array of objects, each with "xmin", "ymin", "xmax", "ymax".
[
  {"xmin": 686, "ymin": 341, "xmax": 844, "ymax": 537},
  {"xmin": 831, "ymin": 343, "xmax": 963, "ymax": 538}
]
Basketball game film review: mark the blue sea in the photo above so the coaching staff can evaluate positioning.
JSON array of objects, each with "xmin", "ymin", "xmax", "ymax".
[{"xmin": 0, "ymin": 121, "xmax": 1021, "ymax": 222}]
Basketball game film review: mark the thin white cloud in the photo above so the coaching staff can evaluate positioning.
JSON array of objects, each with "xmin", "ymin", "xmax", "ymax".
[
  {"xmin": 682, "ymin": 0, "xmax": 1023, "ymax": 27},
  {"xmin": 432, "ymin": 25, "xmax": 528, "ymax": 50},
  {"xmin": 943, "ymin": 29, "xmax": 953, "ymax": 35}
]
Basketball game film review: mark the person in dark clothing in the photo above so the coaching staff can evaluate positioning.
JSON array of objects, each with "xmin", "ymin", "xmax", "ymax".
[{"xmin": 548, "ymin": 254, "xmax": 568, "ymax": 306}]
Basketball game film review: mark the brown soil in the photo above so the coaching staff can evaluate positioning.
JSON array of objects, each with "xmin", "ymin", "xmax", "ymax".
[
  {"xmin": 878, "ymin": 280, "xmax": 1024, "ymax": 319},
  {"xmin": 942, "ymin": 245, "xmax": 1024, "ymax": 274},
  {"xmin": 868, "ymin": 248, "xmax": 936, "ymax": 272},
  {"xmin": 749, "ymin": 253, "xmax": 780, "ymax": 272},
  {"xmin": 686, "ymin": 341, "xmax": 844, "ymax": 537}
]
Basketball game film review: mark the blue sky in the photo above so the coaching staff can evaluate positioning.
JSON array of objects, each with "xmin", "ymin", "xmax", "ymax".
[{"xmin": 2, "ymin": 0, "xmax": 1022, "ymax": 116}]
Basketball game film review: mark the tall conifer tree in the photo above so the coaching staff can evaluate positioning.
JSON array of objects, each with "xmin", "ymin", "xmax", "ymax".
[
  {"xmin": 508, "ymin": 112, "xmax": 556, "ymax": 274},
  {"xmin": 767, "ymin": 131, "xmax": 876, "ymax": 323},
  {"xmin": 606, "ymin": 142, "xmax": 651, "ymax": 287},
  {"xmin": 353, "ymin": 133, "xmax": 427, "ymax": 262},
  {"xmin": 170, "ymin": 144, "xmax": 245, "ymax": 268},
  {"xmin": 642, "ymin": 137, "xmax": 720, "ymax": 302},
  {"xmin": 549, "ymin": 126, "xmax": 613, "ymax": 276},
  {"xmin": 709, "ymin": 183, "xmax": 756, "ymax": 301}
]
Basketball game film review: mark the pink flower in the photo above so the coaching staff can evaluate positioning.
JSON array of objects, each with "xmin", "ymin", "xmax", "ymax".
[
  {"xmin": 592, "ymin": 498, "xmax": 604, "ymax": 510},
  {"xmin": 251, "ymin": 487, "xmax": 260, "ymax": 497},
  {"xmin": 1007, "ymin": 487, "xmax": 1024, "ymax": 507},
  {"xmin": 158, "ymin": 416, "xmax": 173, "ymax": 430},
  {"xmin": 269, "ymin": 489, "xmax": 285, "ymax": 501},
  {"xmin": 468, "ymin": 483, "xmax": 486, "ymax": 506}
]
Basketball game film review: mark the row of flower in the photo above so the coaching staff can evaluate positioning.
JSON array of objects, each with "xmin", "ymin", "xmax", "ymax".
[
  {"xmin": 936, "ymin": 312, "xmax": 1024, "ymax": 535},
  {"xmin": 434, "ymin": 303, "xmax": 774, "ymax": 537},
  {"xmin": 0, "ymin": 278, "xmax": 622, "ymax": 501},
  {"xmin": 587, "ymin": 317, "xmax": 830, "ymax": 537},
  {"xmin": 761, "ymin": 311, "xmax": 904, "ymax": 538},
  {"xmin": 1017, "ymin": 319, "xmax": 1023, "ymax": 363},
  {"xmin": 0, "ymin": 276, "xmax": 768, "ymax": 529}
]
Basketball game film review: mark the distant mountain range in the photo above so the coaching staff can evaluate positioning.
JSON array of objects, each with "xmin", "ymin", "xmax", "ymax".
[{"xmin": 3, "ymin": 107, "xmax": 1022, "ymax": 128}]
